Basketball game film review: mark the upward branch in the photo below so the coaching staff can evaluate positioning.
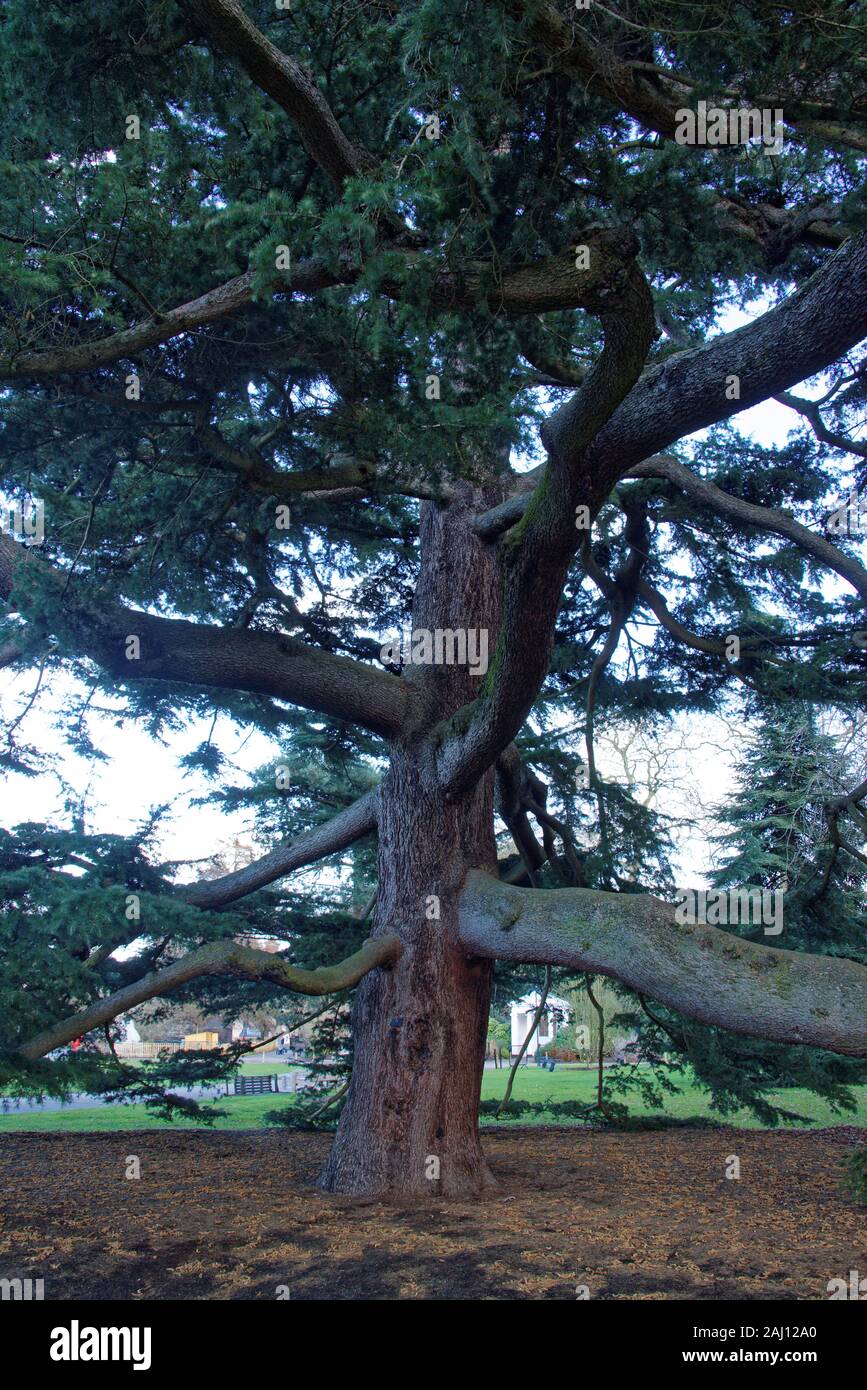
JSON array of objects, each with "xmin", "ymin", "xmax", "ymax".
[
  {"xmin": 181, "ymin": 788, "xmax": 378, "ymax": 909},
  {"xmin": 450, "ymin": 236, "xmax": 867, "ymax": 807},
  {"xmin": 474, "ymin": 230, "xmax": 867, "ymax": 541},
  {"xmin": 436, "ymin": 258, "xmax": 657, "ymax": 795},
  {"xmin": 588, "ymin": 231, "xmax": 867, "ymax": 478}
]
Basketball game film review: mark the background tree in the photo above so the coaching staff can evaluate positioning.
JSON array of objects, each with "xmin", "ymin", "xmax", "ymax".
[
  {"xmin": 1, "ymin": 0, "xmax": 866, "ymax": 1196},
  {"xmin": 614, "ymin": 706, "xmax": 867, "ymax": 1125}
]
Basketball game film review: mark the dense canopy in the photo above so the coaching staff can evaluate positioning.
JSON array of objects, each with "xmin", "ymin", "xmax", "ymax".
[{"xmin": 1, "ymin": 0, "xmax": 866, "ymax": 1195}]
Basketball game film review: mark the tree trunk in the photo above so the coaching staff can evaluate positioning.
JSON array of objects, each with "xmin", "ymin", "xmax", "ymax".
[{"xmin": 319, "ymin": 483, "xmax": 504, "ymax": 1196}]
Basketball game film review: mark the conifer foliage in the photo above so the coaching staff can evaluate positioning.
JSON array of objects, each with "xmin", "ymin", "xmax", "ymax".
[{"xmin": 0, "ymin": 1, "xmax": 866, "ymax": 1194}]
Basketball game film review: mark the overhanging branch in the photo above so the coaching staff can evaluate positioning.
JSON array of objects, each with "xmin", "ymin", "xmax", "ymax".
[
  {"xmin": 0, "ymin": 256, "xmax": 343, "ymax": 380},
  {"xmin": 0, "ymin": 534, "xmax": 410, "ymax": 737},
  {"xmin": 17, "ymin": 933, "xmax": 402, "ymax": 1061},
  {"xmin": 0, "ymin": 228, "xmax": 653, "ymax": 382},
  {"xmin": 458, "ymin": 870, "xmax": 867, "ymax": 1057},
  {"xmin": 512, "ymin": 2, "xmax": 867, "ymax": 155},
  {"xmin": 628, "ymin": 454, "xmax": 867, "ymax": 602}
]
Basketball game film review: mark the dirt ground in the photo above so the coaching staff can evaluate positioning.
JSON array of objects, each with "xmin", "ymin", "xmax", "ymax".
[{"xmin": 1, "ymin": 1126, "xmax": 864, "ymax": 1300}]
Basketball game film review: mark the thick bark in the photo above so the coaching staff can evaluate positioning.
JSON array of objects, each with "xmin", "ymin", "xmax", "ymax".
[
  {"xmin": 458, "ymin": 872, "xmax": 867, "ymax": 1058},
  {"xmin": 320, "ymin": 484, "xmax": 505, "ymax": 1197}
]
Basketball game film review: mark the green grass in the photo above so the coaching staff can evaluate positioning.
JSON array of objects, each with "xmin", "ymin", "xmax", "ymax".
[
  {"xmin": 237, "ymin": 1059, "xmax": 294, "ymax": 1074},
  {"xmin": 1, "ymin": 1064, "xmax": 865, "ymax": 1133},
  {"xmin": 90, "ymin": 1058, "xmax": 295, "ymax": 1075},
  {"xmin": 0, "ymin": 1095, "xmax": 282, "ymax": 1131},
  {"xmin": 481, "ymin": 1065, "xmax": 867, "ymax": 1128}
]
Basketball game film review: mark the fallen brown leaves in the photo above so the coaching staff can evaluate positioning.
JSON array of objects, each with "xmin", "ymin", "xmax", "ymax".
[{"xmin": 0, "ymin": 1126, "xmax": 864, "ymax": 1300}]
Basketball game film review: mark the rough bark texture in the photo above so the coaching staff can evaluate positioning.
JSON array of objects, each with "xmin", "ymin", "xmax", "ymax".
[{"xmin": 319, "ymin": 484, "xmax": 505, "ymax": 1197}]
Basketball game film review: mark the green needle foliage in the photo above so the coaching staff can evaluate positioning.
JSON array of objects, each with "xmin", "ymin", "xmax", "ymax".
[{"xmin": 0, "ymin": 1, "xmax": 864, "ymax": 1148}]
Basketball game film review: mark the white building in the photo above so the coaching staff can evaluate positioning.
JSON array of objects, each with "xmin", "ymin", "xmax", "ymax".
[
  {"xmin": 509, "ymin": 992, "xmax": 571, "ymax": 1058},
  {"xmin": 118, "ymin": 1016, "xmax": 141, "ymax": 1044}
]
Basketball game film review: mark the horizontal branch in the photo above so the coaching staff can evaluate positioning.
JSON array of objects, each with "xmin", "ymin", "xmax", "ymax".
[
  {"xmin": 17, "ymin": 933, "xmax": 402, "ymax": 1061},
  {"xmin": 827, "ymin": 776, "xmax": 867, "ymax": 815},
  {"xmin": 181, "ymin": 788, "xmax": 378, "ymax": 909},
  {"xmin": 0, "ymin": 227, "xmax": 651, "ymax": 382},
  {"xmin": 0, "ymin": 534, "xmax": 410, "ymax": 737},
  {"xmin": 0, "ymin": 256, "xmax": 343, "ymax": 380},
  {"xmin": 458, "ymin": 871, "xmax": 867, "ymax": 1057},
  {"xmin": 196, "ymin": 422, "xmax": 455, "ymax": 502},
  {"xmin": 717, "ymin": 198, "xmax": 849, "ymax": 261}
]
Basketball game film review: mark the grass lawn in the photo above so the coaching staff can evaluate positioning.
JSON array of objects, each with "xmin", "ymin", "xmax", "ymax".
[
  {"xmin": 1, "ymin": 1063, "xmax": 865, "ymax": 1133},
  {"xmin": 100, "ymin": 1057, "xmax": 296, "ymax": 1074},
  {"xmin": 237, "ymin": 1059, "xmax": 293, "ymax": 1073}
]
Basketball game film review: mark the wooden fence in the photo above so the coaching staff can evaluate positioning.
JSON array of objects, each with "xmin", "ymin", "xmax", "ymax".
[{"xmin": 111, "ymin": 1042, "xmax": 183, "ymax": 1058}]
